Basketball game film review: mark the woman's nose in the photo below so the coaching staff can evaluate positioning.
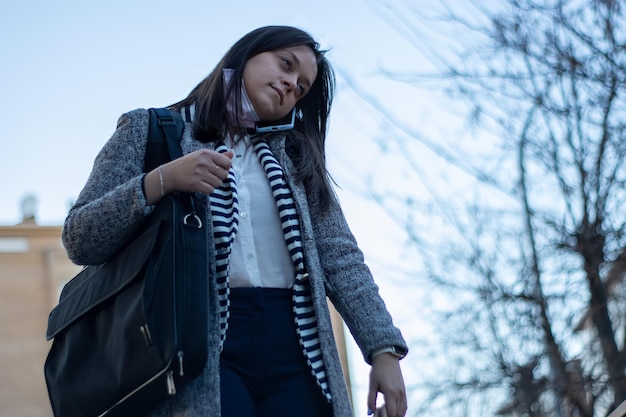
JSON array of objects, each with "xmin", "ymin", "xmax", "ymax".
[{"xmin": 282, "ymin": 74, "xmax": 298, "ymax": 90}]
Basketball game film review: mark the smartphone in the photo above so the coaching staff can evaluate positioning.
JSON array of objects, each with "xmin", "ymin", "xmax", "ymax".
[{"xmin": 255, "ymin": 108, "xmax": 296, "ymax": 133}]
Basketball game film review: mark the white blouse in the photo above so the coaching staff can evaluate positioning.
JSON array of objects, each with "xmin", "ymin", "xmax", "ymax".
[{"xmin": 226, "ymin": 135, "xmax": 296, "ymax": 288}]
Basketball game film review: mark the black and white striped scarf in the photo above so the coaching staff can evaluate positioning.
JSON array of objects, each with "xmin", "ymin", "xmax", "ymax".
[{"xmin": 210, "ymin": 139, "xmax": 331, "ymax": 402}]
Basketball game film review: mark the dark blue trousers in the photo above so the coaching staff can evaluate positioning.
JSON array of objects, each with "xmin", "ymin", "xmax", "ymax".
[{"xmin": 219, "ymin": 288, "xmax": 333, "ymax": 417}]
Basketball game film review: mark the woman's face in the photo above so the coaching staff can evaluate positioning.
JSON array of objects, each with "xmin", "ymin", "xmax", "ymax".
[{"xmin": 242, "ymin": 45, "xmax": 318, "ymax": 121}]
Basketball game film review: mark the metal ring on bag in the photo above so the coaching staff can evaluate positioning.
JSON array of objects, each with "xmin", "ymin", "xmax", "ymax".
[{"xmin": 184, "ymin": 213, "xmax": 203, "ymax": 229}]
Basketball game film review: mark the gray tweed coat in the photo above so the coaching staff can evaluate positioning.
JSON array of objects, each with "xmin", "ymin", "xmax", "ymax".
[{"xmin": 62, "ymin": 108, "xmax": 407, "ymax": 417}]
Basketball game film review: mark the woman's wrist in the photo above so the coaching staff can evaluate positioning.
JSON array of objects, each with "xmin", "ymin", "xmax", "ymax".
[
  {"xmin": 144, "ymin": 167, "xmax": 166, "ymax": 205},
  {"xmin": 371, "ymin": 346, "xmax": 407, "ymax": 361}
]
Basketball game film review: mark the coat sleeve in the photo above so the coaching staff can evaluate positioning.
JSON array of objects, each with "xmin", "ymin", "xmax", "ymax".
[
  {"xmin": 307, "ymin": 187, "xmax": 408, "ymax": 364},
  {"xmin": 62, "ymin": 109, "xmax": 155, "ymax": 265}
]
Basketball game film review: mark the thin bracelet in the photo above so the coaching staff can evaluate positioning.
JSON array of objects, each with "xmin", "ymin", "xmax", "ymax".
[{"xmin": 157, "ymin": 166, "xmax": 164, "ymax": 197}]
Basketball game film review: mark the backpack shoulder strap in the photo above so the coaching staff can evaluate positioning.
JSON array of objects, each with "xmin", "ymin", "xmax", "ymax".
[{"xmin": 144, "ymin": 108, "xmax": 185, "ymax": 172}]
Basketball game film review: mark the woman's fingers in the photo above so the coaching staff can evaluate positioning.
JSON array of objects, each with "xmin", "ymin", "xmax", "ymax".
[{"xmin": 163, "ymin": 149, "xmax": 234, "ymax": 194}]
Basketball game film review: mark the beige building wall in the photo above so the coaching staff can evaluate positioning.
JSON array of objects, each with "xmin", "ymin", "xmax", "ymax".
[
  {"xmin": 0, "ymin": 214, "xmax": 351, "ymax": 416},
  {"xmin": 0, "ymin": 218, "xmax": 81, "ymax": 417}
]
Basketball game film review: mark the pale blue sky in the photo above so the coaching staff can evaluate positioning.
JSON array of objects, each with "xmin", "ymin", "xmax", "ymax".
[
  {"xmin": 0, "ymin": 0, "xmax": 421, "ymax": 225},
  {"xmin": 1, "ymin": 0, "xmax": 445, "ymax": 413}
]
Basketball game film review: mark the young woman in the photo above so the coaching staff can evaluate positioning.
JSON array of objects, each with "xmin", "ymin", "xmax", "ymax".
[{"xmin": 62, "ymin": 26, "xmax": 408, "ymax": 417}]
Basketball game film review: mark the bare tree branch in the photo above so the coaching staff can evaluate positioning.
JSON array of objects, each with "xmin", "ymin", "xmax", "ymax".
[{"xmin": 349, "ymin": 0, "xmax": 626, "ymax": 415}]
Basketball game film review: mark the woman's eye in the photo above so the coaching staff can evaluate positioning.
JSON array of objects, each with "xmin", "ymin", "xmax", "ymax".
[{"xmin": 281, "ymin": 58, "xmax": 292, "ymax": 68}]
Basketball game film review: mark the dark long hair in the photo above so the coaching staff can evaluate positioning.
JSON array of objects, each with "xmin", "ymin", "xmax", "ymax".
[{"xmin": 170, "ymin": 26, "xmax": 336, "ymax": 209}]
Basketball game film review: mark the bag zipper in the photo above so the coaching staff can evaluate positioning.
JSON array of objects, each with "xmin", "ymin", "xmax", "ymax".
[
  {"xmin": 177, "ymin": 351, "xmax": 184, "ymax": 377},
  {"xmin": 166, "ymin": 370, "xmax": 176, "ymax": 395}
]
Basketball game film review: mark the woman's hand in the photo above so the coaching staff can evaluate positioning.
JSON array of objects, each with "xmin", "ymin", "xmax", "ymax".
[
  {"xmin": 367, "ymin": 353, "xmax": 407, "ymax": 417},
  {"xmin": 144, "ymin": 149, "xmax": 234, "ymax": 205}
]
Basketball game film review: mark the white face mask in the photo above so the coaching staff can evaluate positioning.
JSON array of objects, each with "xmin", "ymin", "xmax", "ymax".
[{"xmin": 223, "ymin": 68, "xmax": 260, "ymax": 128}]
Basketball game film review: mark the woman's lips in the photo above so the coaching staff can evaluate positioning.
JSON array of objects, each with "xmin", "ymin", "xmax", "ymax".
[{"xmin": 271, "ymin": 85, "xmax": 284, "ymax": 104}]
